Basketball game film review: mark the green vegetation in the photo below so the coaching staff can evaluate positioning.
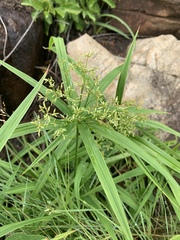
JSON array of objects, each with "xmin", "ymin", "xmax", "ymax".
[
  {"xmin": 0, "ymin": 1, "xmax": 180, "ymax": 239},
  {"xmin": 0, "ymin": 32, "xmax": 180, "ymax": 239},
  {"xmin": 21, "ymin": 0, "xmax": 116, "ymax": 34},
  {"xmin": 20, "ymin": 0, "xmax": 133, "ymax": 38}
]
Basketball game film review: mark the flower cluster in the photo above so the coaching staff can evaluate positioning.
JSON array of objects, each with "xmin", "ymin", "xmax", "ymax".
[{"xmin": 32, "ymin": 57, "xmax": 146, "ymax": 140}]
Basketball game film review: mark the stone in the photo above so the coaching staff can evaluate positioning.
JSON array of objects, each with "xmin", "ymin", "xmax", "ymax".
[
  {"xmin": 67, "ymin": 34, "xmax": 180, "ymax": 139},
  {"xmin": 112, "ymin": 0, "xmax": 180, "ymax": 38},
  {"xmin": 0, "ymin": 0, "xmax": 43, "ymax": 115},
  {"xmin": 67, "ymin": 33, "xmax": 123, "ymax": 97},
  {"xmin": 123, "ymin": 34, "xmax": 180, "ymax": 139}
]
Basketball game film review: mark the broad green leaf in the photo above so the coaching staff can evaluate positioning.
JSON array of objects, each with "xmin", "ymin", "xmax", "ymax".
[
  {"xmin": 55, "ymin": 7, "xmax": 66, "ymax": 18},
  {"xmin": 86, "ymin": 11, "xmax": 96, "ymax": 22},
  {"xmin": 51, "ymin": 230, "xmax": 76, "ymax": 239},
  {"xmin": 0, "ymin": 217, "xmax": 53, "ymax": 238},
  {"xmin": 49, "ymin": 37, "xmax": 78, "ymax": 100},
  {"xmin": 44, "ymin": 11, "xmax": 53, "ymax": 25},
  {"xmin": 133, "ymin": 136, "xmax": 180, "ymax": 171},
  {"xmin": 2, "ymin": 182, "xmax": 36, "ymax": 195},
  {"xmin": 63, "ymin": 3, "xmax": 81, "ymax": 15},
  {"xmin": 116, "ymin": 31, "xmax": 138, "ymax": 104},
  {"xmin": 26, "ymin": 0, "xmax": 43, "ymax": 10},
  {"xmin": 142, "ymin": 120, "xmax": 180, "ymax": 137},
  {"xmin": 99, "ymin": 65, "xmax": 124, "ymax": 98},
  {"xmin": 10, "ymin": 122, "xmax": 52, "ymax": 139},
  {"xmin": 79, "ymin": 122, "xmax": 133, "ymax": 240},
  {"xmin": 103, "ymin": 0, "xmax": 116, "ymax": 8},
  {"xmin": 89, "ymin": 122, "xmax": 180, "ymax": 207},
  {"xmin": 170, "ymin": 235, "xmax": 180, "ymax": 240},
  {"xmin": 88, "ymin": 0, "xmax": 98, "ymax": 8},
  {"xmin": 21, "ymin": 0, "xmax": 31, "ymax": 5}
]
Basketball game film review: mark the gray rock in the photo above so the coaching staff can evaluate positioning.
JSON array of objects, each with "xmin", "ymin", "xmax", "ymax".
[
  {"xmin": 123, "ymin": 35, "xmax": 180, "ymax": 138},
  {"xmin": 67, "ymin": 33, "xmax": 123, "ymax": 98},
  {"xmin": 112, "ymin": 0, "xmax": 180, "ymax": 38}
]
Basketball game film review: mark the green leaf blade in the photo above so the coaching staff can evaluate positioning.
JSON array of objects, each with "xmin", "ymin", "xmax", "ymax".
[{"xmin": 79, "ymin": 122, "xmax": 133, "ymax": 240}]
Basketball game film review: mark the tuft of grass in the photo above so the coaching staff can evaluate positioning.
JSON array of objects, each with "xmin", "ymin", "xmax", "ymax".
[{"xmin": 0, "ymin": 34, "xmax": 180, "ymax": 240}]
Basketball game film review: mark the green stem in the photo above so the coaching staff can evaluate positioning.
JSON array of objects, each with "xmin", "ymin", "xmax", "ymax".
[{"xmin": 75, "ymin": 124, "xmax": 79, "ymax": 174}]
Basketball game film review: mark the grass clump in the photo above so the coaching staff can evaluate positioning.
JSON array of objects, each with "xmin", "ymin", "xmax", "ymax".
[{"xmin": 0, "ymin": 35, "xmax": 180, "ymax": 240}]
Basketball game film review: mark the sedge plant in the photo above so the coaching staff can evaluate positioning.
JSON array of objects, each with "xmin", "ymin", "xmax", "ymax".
[{"xmin": 0, "ymin": 34, "xmax": 180, "ymax": 240}]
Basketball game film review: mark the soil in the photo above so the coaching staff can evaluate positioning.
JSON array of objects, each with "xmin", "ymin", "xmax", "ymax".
[{"xmin": 93, "ymin": 33, "xmax": 131, "ymax": 57}]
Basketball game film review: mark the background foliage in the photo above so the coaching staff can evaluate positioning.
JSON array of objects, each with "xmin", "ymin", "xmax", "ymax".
[{"xmin": 21, "ymin": 0, "xmax": 116, "ymax": 34}]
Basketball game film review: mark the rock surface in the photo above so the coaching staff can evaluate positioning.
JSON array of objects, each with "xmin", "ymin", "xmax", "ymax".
[
  {"xmin": 124, "ymin": 34, "xmax": 180, "ymax": 139},
  {"xmin": 0, "ymin": 0, "xmax": 43, "ymax": 114},
  {"xmin": 112, "ymin": 0, "xmax": 180, "ymax": 38},
  {"xmin": 67, "ymin": 34, "xmax": 180, "ymax": 139},
  {"xmin": 67, "ymin": 34, "xmax": 123, "ymax": 97}
]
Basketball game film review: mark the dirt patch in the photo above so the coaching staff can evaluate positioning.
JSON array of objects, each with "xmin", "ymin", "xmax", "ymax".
[{"xmin": 93, "ymin": 33, "xmax": 131, "ymax": 57}]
